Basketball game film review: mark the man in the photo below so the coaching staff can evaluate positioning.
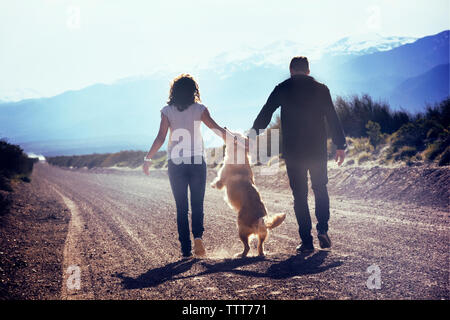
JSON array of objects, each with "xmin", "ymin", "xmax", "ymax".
[{"xmin": 251, "ymin": 56, "xmax": 346, "ymax": 254}]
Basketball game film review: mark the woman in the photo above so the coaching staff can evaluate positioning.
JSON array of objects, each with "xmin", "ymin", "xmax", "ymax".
[{"xmin": 143, "ymin": 74, "xmax": 231, "ymax": 259}]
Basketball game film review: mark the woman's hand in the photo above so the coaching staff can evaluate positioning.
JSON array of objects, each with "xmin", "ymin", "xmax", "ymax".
[
  {"xmin": 143, "ymin": 160, "xmax": 152, "ymax": 176},
  {"xmin": 143, "ymin": 114, "xmax": 169, "ymax": 176}
]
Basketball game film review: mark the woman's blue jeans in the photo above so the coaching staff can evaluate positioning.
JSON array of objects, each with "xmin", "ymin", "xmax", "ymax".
[{"xmin": 167, "ymin": 156, "xmax": 207, "ymax": 255}]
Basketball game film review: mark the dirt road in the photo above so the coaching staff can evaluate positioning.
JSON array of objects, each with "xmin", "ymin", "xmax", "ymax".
[{"xmin": 34, "ymin": 162, "xmax": 448, "ymax": 299}]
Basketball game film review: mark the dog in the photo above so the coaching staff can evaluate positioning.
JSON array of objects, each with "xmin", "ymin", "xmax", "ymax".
[{"xmin": 211, "ymin": 132, "xmax": 286, "ymax": 257}]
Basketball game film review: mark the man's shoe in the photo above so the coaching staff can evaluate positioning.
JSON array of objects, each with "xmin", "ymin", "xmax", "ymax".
[
  {"xmin": 296, "ymin": 243, "xmax": 314, "ymax": 254},
  {"xmin": 318, "ymin": 232, "xmax": 332, "ymax": 249},
  {"xmin": 193, "ymin": 238, "xmax": 206, "ymax": 257}
]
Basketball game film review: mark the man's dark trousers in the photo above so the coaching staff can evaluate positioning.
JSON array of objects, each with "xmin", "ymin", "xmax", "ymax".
[{"xmin": 284, "ymin": 157, "xmax": 329, "ymax": 246}]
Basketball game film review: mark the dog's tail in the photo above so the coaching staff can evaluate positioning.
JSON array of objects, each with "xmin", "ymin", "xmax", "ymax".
[{"xmin": 264, "ymin": 213, "xmax": 286, "ymax": 229}]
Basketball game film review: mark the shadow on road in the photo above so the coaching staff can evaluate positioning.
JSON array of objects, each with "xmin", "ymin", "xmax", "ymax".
[
  {"xmin": 262, "ymin": 250, "xmax": 342, "ymax": 279},
  {"xmin": 115, "ymin": 250, "xmax": 342, "ymax": 290},
  {"xmin": 196, "ymin": 250, "xmax": 341, "ymax": 280},
  {"xmin": 114, "ymin": 258, "xmax": 198, "ymax": 289}
]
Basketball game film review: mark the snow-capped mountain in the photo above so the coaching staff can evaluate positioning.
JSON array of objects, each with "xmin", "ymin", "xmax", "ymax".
[
  {"xmin": 324, "ymin": 33, "xmax": 417, "ymax": 56},
  {"xmin": 198, "ymin": 40, "xmax": 318, "ymax": 75},
  {"xmin": 203, "ymin": 33, "xmax": 417, "ymax": 73},
  {"xmin": 0, "ymin": 88, "xmax": 44, "ymax": 103}
]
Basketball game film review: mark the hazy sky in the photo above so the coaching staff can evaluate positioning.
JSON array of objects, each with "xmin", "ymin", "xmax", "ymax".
[{"xmin": 0, "ymin": 0, "xmax": 448, "ymax": 100}]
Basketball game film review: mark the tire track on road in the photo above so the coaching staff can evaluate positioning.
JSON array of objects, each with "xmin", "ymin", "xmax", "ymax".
[{"xmin": 51, "ymin": 185, "xmax": 95, "ymax": 300}]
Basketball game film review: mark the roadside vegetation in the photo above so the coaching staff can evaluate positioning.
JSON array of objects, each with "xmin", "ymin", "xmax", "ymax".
[
  {"xmin": 0, "ymin": 140, "xmax": 38, "ymax": 213},
  {"xmin": 47, "ymin": 150, "xmax": 167, "ymax": 170},
  {"xmin": 334, "ymin": 96, "xmax": 449, "ymax": 167}
]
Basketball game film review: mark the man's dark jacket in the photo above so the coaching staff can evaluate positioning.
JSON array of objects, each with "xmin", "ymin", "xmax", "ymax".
[{"xmin": 252, "ymin": 74, "xmax": 346, "ymax": 161}]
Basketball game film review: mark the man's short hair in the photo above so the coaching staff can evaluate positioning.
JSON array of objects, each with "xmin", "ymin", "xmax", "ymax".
[{"xmin": 290, "ymin": 56, "xmax": 309, "ymax": 73}]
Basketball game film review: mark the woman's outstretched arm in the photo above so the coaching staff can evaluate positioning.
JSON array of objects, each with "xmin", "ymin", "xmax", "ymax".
[
  {"xmin": 202, "ymin": 108, "xmax": 248, "ymax": 150},
  {"xmin": 143, "ymin": 113, "xmax": 169, "ymax": 175},
  {"xmin": 201, "ymin": 108, "xmax": 227, "ymax": 140}
]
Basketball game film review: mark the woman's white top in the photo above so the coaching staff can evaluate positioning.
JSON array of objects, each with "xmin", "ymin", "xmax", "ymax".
[{"xmin": 161, "ymin": 103, "xmax": 206, "ymax": 161}]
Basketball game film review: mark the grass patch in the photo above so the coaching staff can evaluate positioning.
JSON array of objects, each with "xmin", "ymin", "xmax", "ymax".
[
  {"xmin": 0, "ymin": 139, "xmax": 37, "ymax": 191},
  {"xmin": 395, "ymin": 146, "xmax": 418, "ymax": 161},
  {"xmin": 346, "ymin": 137, "xmax": 373, "ymax": 157},
  {"xmin": 357, "ymin": 152, "xmax": 372, "ymax": 164},
  {"xmin": 345, "ymin": 159, "xmax": 355, "ymax": 166},
  {"xmin": 438, "ymin": 146, "xmax": 450, "ymax": 166}
]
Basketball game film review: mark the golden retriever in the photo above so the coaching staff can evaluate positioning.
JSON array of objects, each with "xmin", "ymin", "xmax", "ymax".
[{"xmin": 211, "ymin": 132, "xmax": 286, "ymax": 257}]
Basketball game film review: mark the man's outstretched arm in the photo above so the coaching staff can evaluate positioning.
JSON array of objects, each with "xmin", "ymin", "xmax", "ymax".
[{"xmin": 251, "ymin": 86, "xmax": 281, "ymax": 134}]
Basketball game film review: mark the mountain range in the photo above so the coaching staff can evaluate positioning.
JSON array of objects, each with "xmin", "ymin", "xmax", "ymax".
[{"xmin": 0, "ymin": 30, "xmax": 448, "ymax": 156}]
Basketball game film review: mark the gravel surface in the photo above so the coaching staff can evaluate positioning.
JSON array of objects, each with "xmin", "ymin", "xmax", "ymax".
[
  {"xmin": 1, "ymin": 162, "xmax": 449, "ymax": 299},
  {"xmin": 0, "ymin": 174, "xmax": 70, "ymax": 299}
]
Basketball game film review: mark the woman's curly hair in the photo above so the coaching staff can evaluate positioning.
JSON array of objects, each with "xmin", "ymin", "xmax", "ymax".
[{"xmin": 167, "ymin": 74, "xmax": 201, "ymax": 111}]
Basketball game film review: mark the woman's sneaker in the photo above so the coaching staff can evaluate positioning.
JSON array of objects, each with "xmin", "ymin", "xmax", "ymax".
[
  {"xmin": 181, "ymin": 251, "xmax": 193, "ymax": 260},
  {"xmin": 194, "ymin": 238, "xmax": 206, "ymax": 257},
  {"xmin": 318, "ymin": 232, "xmax": 332, "ymax": 249}
]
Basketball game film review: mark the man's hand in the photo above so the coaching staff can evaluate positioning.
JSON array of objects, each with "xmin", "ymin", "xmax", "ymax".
[
  {"xmin": 143, "ymin": 160, "xmax": 152, "ymax": 176},
  {"xmin": 335, "ymin": 149, "xmax": 345, "ymax": 166}
]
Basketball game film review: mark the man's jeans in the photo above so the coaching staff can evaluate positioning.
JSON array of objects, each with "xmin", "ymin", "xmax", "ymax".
[
  {"xmin": 168, "ymin": 156, "xmax": 207, "ymax": 255},
  {"xmin": 285, "ymin": 158, "xmax": 330, "ymax": 246}
]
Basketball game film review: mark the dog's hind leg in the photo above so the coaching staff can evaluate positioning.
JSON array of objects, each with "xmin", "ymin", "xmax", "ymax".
[
  {"xmin": 257, "ymin": 224, "xmax": 268, "ymax": 257},
  {"xmin": 236, "ymin": 231, "xmax": 250, "ymax": 258}
]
